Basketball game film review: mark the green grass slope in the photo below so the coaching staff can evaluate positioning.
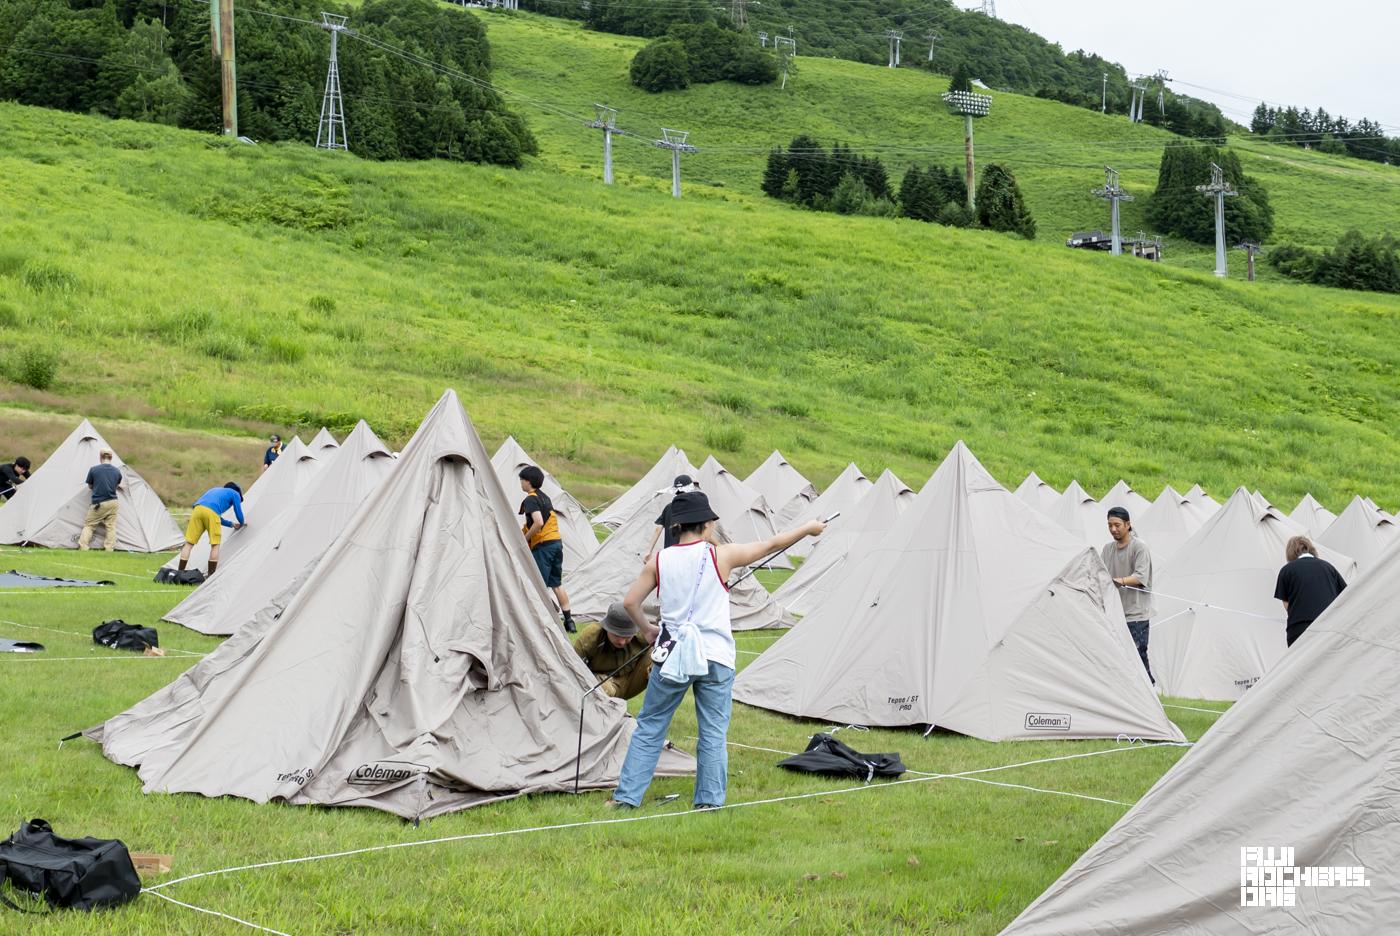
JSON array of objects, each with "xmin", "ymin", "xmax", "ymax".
[
  {"xmin": 482, "ymin": 12, "xmax": 1400, "ymax": 269},
  {"xmin": 1, "ymin": 97, "xmax": 1398, "ymax": 509}
]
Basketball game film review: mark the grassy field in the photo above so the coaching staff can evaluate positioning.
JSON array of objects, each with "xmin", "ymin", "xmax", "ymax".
[
  {"xmin": 2, "ymin": 97, "xmax": 1399, "ymax": 511},
  {"xmin": 0, "ymin": 545, "xmax": 1225, "ymax": 934}
]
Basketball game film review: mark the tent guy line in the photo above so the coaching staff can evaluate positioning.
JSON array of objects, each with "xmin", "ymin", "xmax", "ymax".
[
  {"xmin": 144, "ymin": 889, "xmax": 292, "ymax": 936},
  {"xmin": 1123, "ymin": 585, "xmax": 1279, "ymax": 622},
  {"xmin": 144, "ymin": 739, "xmax": 1187, "ymax": 900}
]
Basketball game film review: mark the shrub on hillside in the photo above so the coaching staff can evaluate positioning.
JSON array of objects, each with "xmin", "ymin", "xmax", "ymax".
[
  {"xmin": 703, "ymin": 424, "xmax": 744, "ymax": 454},
  {"xmin": 1147, "ymin": 144, "xmax": 1273, "ymax": 246},
  {"xmin": 11, "ymin": 345, "xmax": 58, "ymax": 390},
  {"xmin": 1269, "ymin": 232, "xmax": 1400, "ymax": 294},
  {"xmin": 898, "ymin": 165, "xmax": 966, "ymax": 222},
  {"xmin": 975, "ymin": 164, "xmax": 1036, "ymax": 239},
  {"xmin": 629, "ymin": 40, "xmax": 691, "ymax": 92}
]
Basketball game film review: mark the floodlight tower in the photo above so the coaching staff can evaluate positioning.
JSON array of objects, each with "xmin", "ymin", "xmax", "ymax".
[
  {"xmin": 942, "ymin": 87, "xmax": 992, "ymax": 211},
  {"xmin": 588, "ymin": 104, "xmax": 618, "ymax": 184},
  {"xmin": 1196, "ymin": 162, "xmax": 1238, "ymax": 277},
  {"xmin": 925, "ymin": 32, "xmax": 939, "ymax": 62},
  {"xmin": 654, "ymin": 129, "xmax": 697, "ymax": 199},
  {"xmin": 886, "ymin": 29, "xmax": 903, "ymax": 68},
  {"xmin": 315, "ymin": 12, "xmax": 350, "ymax": 151},
  {"xmin": 1092, "ymin": 166, "xmax": 1134, "ymax": 256}
]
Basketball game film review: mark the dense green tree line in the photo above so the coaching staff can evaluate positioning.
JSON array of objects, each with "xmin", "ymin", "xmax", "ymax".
[
  {"xmin": 1147, "ymin": 143, "xmax": 1273, "ymax": 246},
  {"xmin": 630, "ymin": 21, "xmax": 776, "ymax": 92},
  {"xmin": 1250, "ymin": 103, "xmax": 1399, "ymax": 165},
  {"xmin": 0, "ymin": 0, "xmax": 535, "ymax": 165},
  {"xmin": 1270, "ymin": 233, "xmax": 1400, "ymax": 294}
]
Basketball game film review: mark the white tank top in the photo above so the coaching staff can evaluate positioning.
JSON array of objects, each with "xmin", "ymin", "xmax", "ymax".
[{"xmin": 656, "ymin": 541, "xmax": 734, "ymax": 669}]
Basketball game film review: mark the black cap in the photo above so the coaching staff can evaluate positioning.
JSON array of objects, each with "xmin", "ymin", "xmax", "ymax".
[
  {"xmin": 270, "ymin": 435, "xmax": 280, "ymax": 443},
  {"xmin": 672, "ymin": 474, "xmax": 694, "ymax": 488},
  {"xmin": 13, "ymin": 457, "xmax": 30, "ymax": 470},
  {"xmin": 669, "ymin": 491, "xmax": 719, "ymax": 525},
  {"xmin": 1106, "ymin": 506, "xmax": 1130, "ymax": 522}
]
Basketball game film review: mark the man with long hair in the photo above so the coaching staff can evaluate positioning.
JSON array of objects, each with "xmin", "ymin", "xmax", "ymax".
[{"xmin": 1275, "ymin": 535, "xmax": 1347, "ymax": 646}]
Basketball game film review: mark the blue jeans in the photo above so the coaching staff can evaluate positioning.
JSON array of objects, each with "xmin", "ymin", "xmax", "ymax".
[{"xmin": 613, "ymin": 660, "xmax": 734, "ymax": 808}]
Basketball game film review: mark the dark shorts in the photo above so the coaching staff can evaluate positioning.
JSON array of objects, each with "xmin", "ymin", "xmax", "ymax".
[{"xmin": 532, "ymin": 539, "xmax": 564, "ymax": 588}]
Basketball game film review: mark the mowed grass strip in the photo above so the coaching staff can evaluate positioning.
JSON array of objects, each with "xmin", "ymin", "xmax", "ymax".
[{"xmin": 0, "ymin": 548, "xmax": 1220, "ymax": 935}]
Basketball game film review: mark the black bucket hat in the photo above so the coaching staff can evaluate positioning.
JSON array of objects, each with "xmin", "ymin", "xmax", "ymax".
[{"xmin": 669, "ymin": 491, "xmax": 719, "ymax": 526}]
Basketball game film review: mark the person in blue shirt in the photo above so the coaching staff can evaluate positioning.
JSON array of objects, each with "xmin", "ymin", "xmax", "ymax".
[
  {"xmin": 78, "ymin": 450, "xmax": 124, "ymax": 551},
  {"xmin": 176, "ymin": 482, "xmax": 246, "ymax": 576},
  {"xmin": 262, "ymin": 435, "xmax": 282, "ymax": 473}
]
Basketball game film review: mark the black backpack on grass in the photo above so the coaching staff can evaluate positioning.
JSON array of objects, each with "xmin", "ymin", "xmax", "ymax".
[
  {"xmin": 777, "ymin": 733, "xmax": 906, "ymax": 781},
  {"xmin": 153, "ymin": 568, "xmax": 204, "ymax": 586},
  {"xmin": 92, "ymin": 620, "xmax": 159, "ymax": 652},
  {"xmin": 0, "ymin": 819, "xmax": 141, "ymax": 912}
]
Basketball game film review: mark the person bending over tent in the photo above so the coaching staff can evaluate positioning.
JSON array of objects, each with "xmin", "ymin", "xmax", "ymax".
[
  {"xmin": 175, "ymin": 482, "xmax": 245, "ymax": 576},
  {"xmin": 519, "ymin": 465, "xmax": 575, "ymax": 633},
  {"xmin": 78, "ymin": 450, "xmax": 123, "ymax": 552},
  {"xmin": 0, "ymin": 456, "xmax": 31, "ymax": 501},
  {"xmin": 643, "ymin": 474, "xmax": 706, "ymax": 563},
  {"xmin": 574, "ymin": 603, "xmax": 653, "ymax": 700},
  {"xmin": 1275, "ymin": 535, "xmax": 1347, "ymax": 647},
  {"xmin": 1103, "ymin": 505, "xmax": 1154, "ymax": 683},
  {"xmin": 608, "ymin": 492, "xmax": 824, "ymax": 811}
]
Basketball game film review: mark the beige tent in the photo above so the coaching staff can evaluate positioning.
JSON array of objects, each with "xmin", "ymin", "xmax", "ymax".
[
  {"xmin": 308, "ymin": 427, "xmax": 339, "ymax": 451},
  {"xmin": 163, "ymin": 421, "xmax": 395, "ymax": 635},
  {"xmin": 1150, "ymin": 487, "xmax": 1357, "ymax": 701},
  {"xmin": 1102, "ymin": 480, "xmax": 1151, "ymax": 516},
  {"xmin": 1318, "ymin": 495, "xmax": 1398, "ymax": 571},
  {"xmin": 491, "ymin": 436, "xmax": 599, "ymax": 570},
  {"xmin": 784, "ymin": 463, "xmax": 873, "ymax": 560},
  {"xmin": 745, "ymin": 451, "xmax": 817, "ymax": 526},
  {"xmin": 167, "ymin": 435, "xmax": 324, "ymax": 574},
  {"xmin": 594, "ymin": 446, "xmax": 697, "ymax": 530},
  {"xmin": 1135, "ymin": 485, "xmax": 1206, "ymax": 565},
  {"xmin": 696, "ymin": 456, "xmax": 790, "ymax": 570},
  {"xmin": 1014, "ymin": 471, "xmax": 1059, "ymax": 515},
  {"xmin": 1288, "ymin": 493, "xmax": 1336, "ymax": 538},
  {"xmin": 774, "ymin": 469, "xmax": 914, "ymax": 617},
  {"xmin": 735, "ymin": 443, "xmax": 1183, "ymax": 742},
  {"xmin": 0, "ymin": 419, "xmax": 182, "ymax": 552},
  {"xmin": 1183, "ymin": 483, "xmax": 1221, "ymax": 520},
  {"xmin": 1048, "ymin": 480, "xmax": 1106, "ymax": 548},
  {"xmin": 1000, "ymin": 539, "xmax": 1400, "ymax": 936},
  {"xmin": 88, "ymin": 390, "xmax": 692, "ymax": 819},
  {"xmin": 564, "ymin": 487, "xmax": 795, "ymax": 631}
]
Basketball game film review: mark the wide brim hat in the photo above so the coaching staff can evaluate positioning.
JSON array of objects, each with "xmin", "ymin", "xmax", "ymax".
[
  {"xmin": 601, "ymin": 603, "xmax": 639, "ymax": 639},
  {"xmin": 668, "ymin": 491, "xmax": 719, "ymax": 525}
]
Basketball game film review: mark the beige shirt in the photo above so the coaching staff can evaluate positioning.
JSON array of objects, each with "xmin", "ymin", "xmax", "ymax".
[{"xmin": 1102, "ymin": 535, "xmax": 1154, "ymax": 622}]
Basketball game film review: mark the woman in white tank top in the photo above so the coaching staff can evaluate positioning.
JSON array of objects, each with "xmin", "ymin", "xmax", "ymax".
[{"xmin": 609, "ymin": 491, "xmax": 825, "ymax": 810}]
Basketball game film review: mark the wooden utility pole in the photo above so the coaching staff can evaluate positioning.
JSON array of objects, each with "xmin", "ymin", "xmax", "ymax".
[{"xmin": 212, "ymin": 0, "xmax": 238, "ymax": 137}]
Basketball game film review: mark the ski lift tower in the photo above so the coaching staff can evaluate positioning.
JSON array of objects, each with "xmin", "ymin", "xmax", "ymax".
[
  {"xmin": 942, "ymin": 87, "xmax": 992, "ymax": 211},
  {"xmin": 654, "ymin": 128, "xmax": 697, "ymax": 199}
]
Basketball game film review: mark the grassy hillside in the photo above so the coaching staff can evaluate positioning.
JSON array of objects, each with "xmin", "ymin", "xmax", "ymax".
[
  {"xmin": 481, "ymin": 12, "xmax": 1400, "ymax": 267},
  {"xmin": 1, "ymin": 97, "xmax": 1399, "ymax": 510}
]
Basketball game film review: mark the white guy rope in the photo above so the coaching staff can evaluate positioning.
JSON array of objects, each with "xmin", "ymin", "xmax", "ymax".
[
  {"xmin": 1124, "ymin": 586, "xmax": 1278, "ymax": 623},
  {"xmin": 1162, "ymin": 703, "xmax": 1227, "ymax": 716},
  {"xmin": 144, "ymin": 889, "xmax": 293, "ymax": 936},
  {"xmin": 0, "ymin": 589, "xmax": 173, "ymax": 596}
]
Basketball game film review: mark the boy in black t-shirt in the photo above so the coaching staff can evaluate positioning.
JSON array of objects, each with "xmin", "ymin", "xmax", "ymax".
[
  {"xmin": 519, "ymin": 465, "xmax": 574, "ymax": 632},
  {"xmin": 1274, "ymin": 535, "xmax": 1347, "ymax": 646}
]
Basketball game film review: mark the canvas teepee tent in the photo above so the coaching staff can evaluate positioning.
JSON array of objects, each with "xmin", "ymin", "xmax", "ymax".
[
  {"xmin": 1102, "ymin": 480, "xmax": 1151, "ymax": 516},
  {"xmin": 784, "ymin": 463, "xmax": 874, "ymax": 560},
  {"xmin": 1135, "ymin": 485, "xmax": 1207, "ymax": 565},
  {"xmin": 88, "ymin": 390, "xmax": 693, "ymax": 819},
  {"xmin": 735, "ymin": 443, "xmax": 1183, "ymax": 742},
  {"xmin": 774, "ymin": 469, "xmax": 914, "ymax": 618},
  {"xmin": 564, "ymin": 488, "xmax": 795, "ymax": 631},
  {"xmin": 594, "ymin": 446, "xmax": 697, "ymax": 529},
  {"xmin": 1000, "ymin": 538, "xmax": 1400, "ymax": 936},
  {"xmin": 745, "ymin": 451, "xmax": 817, "ymax": 526},
  {"xmin": 166, "ymin": 435, "xmax": 324, "ymax": 574},
  {"xmin": 1182, "ymin": 483, "xmax": 1221, "ymax": 520},
  {"xmin": 0, "ymin": 419, "xmax": 182, "ymax": 552},
  {"xmin": 1318, "ymin": 495, "xmax": 1398, "ymax": 571},
  {"xmin": 696, "ymin": 456, "xmax": 790, "ymax": 570},
  {"xmin": 163, "ymin": 421, "xmax": 396, "ymax": 635},
  {"xmin": 1288, "ymin": 492, "xmax": 1336, "ymax": 537},
  {"xmin": 1150, "ymin": 487, "xmax": 1357, "ymax": 701},
  {"xmin": 1048, "ymin": 480, "xmax": 1106, "ymax": 548},
  {"xmin": 491, "ymin": 436, "xmax": 599, "ymax": 570},
  {"xmin": 308, "ymin": 427, "xmax": 339, "ymax": 451},
  {"xmin": 1014, "ymin": 471, "xmax": 1059, "ymax": 515}
]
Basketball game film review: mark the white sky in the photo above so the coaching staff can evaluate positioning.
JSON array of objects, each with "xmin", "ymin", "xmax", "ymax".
[{"xmin": 991, "ymin": 0, "xmax": 1400, "ymax": 131}]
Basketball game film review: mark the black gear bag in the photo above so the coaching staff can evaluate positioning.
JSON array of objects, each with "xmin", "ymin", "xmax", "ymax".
[
  {"xmin": 0, "ymin": 819, "xmax": 141, "ymax": 912},
  {"xmin": 92, "ymin": 620, "xmax": 159, "ymax": 652},
  {"xmin": 777, "ymin": 733, "xmax": 906, "ymax": 781}
]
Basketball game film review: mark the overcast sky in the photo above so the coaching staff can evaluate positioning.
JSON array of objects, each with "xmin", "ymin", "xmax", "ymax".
[{"xmin": 991, "ymin": 0, "xmax": 1400, "ymax": 130}]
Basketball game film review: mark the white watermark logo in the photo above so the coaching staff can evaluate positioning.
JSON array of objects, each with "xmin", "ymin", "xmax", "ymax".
[{"xmin": 1240, "ymin": 847, "xmax": 1370, "ymax": 907}]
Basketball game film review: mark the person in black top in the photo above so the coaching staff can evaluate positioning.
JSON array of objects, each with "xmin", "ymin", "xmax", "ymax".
[
  {"xmin": 643, "ymin": 474, "xmax": 704, "ymax": 564},
  {"xmin": 262, "ymin": 435, "xmax": 282, "ymax": 473},
  {"xmin": 1274, "ymin": 535, "xmax": 1347, "ymax": 647},
  {"xmin": 518, "ymin": 465, "xmax": 574, "ymax": 633},
  {"xmin": 0, "ymin": 456, "xmax": 30, "ymax": 501}
]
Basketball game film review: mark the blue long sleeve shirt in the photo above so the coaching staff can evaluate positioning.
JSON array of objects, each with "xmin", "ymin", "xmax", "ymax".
[{"xmin": 193, "ymin": 487, "xmax": 245, "ymax": 527}]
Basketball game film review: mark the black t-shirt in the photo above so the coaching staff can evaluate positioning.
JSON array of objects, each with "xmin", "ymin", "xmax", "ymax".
[
  {"xmin": 1274, "ymin": 556, "xmax": 1347, "ymax": 627},
  {"xmin": 655, "ymin": 503, "xmax": 681, "ymax": 549},
  {"xmin": 0, "ymin": 463, "xmax": 22, "ymax": 490},
  {"xmin": 519, "ymin": 492, "xmax": 554, "ymax": 524}
]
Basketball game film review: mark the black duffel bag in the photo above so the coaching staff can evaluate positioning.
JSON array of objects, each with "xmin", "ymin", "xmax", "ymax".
[
  {"xmin": 777, "ymin": 733, "xmax": 906, "ymax": 781},
  {"xmin": 0, "ymin": 819, "xmax": 141, "ymax": 912},
  {"xmin": 92, "ymin": 620, "xmax": 159, "ymax": 652},
  {"xmin": 153, "ymin": 568, "xmax": 204, "ymax": 585}
]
